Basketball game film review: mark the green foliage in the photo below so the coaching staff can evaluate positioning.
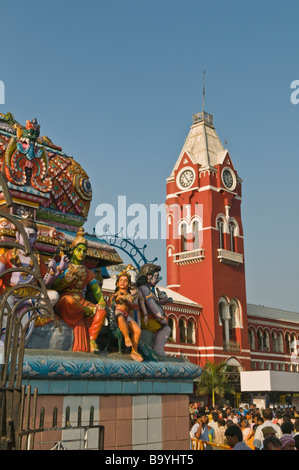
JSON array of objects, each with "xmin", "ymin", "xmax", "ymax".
[{"xmin": 196, "ymin": 360, "xmax": 235, "ymax": 407}]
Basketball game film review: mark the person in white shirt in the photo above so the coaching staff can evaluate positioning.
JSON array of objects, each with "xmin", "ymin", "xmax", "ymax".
[
  {"xmin": 208, "ymin": 412, "xmax": 220, "ymax": 430},
  {"xmin": 253, "ymin": 408, "xmax": 282, "ymax": 450}
]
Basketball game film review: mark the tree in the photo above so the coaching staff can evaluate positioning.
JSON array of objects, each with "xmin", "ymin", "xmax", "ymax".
[{"xmin": 196, "ymin": 360, "xmax": 235, "ymax": 407}]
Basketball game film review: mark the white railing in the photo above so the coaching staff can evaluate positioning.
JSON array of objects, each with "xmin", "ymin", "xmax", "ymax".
[
  {"xmin": 217, "ymin": 249, "xmax": 243, "ymax": 266},
  {"xmin": 173, "ymin": 248, "xmax": 205, "ymax": 265},
  {"xmin": 223, "ymin": 340, "xmax": 241, "ymax": 352}
]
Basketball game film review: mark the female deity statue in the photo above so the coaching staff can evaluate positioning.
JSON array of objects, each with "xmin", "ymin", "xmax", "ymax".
[
  {"xmin": 110, "ymin": 270, "xmax": 143, "ymax": 362},
  {"xmin": 52, "ymin": 228, "xmax": 106, "ymax": 353}
]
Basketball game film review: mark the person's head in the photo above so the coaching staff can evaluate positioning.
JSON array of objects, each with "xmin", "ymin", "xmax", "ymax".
[
  {"xmin": 221, "ymin": 411, "xmax": 227, "ymax": 419},
  {"xmin": 16, "ymin": 217, "xmax": 38, "ymax": 249},
  {"xmin": 282, "ymin": 413, "xmax": 291, "ymax": 422},
  {"xmin": 115, "ymin": 271, "xmax": 131, "ymax": 293},
  {"xmin": 212, "ymin": 412, "xmax": 219, "ymax": 422},
  {"xmin": 70, "ymin": 228, "xmax": 88, "ymax": 263},
  {"xmin": 239, "ymin": 417, "xmax": 248, "ymax": 428},
  {"xmin": 262, "ymin": 426, "xmax": 277, "ymax": 439},
  {"xmin": 218, "ymin": 418, "xmax": 226, "ymax": 428},
  {"xmin": 281, "ymin": 421, "xmax": 294, "ymax": 435},
  {"xmin": 280, "ymin": 434, "xmax": 295, "ymax": 450},
  {"xmin": 224, "ymin": 424, "xmax": 243, "ymax": 448},
  {"xmin": 257, "ymin": 416, "xmax": 264, "ymax": 425},
  {"xmin": 136, "ymin": 263, "xmax": 162, "ymax": 287},
  {"xmin": 262, "ymin": 408, "xmax": 273, "ymax": 421},
  {"xmin": 263, "ymin": 436, "xmax": 282, "ymax": 451},
  {"xmin": 196, "ymin": 411, "xmax": 208, "ymax": 426},
  {"xmin": 226, "ymin": 419, "xmax": 233, "ymax": 427},
  {"xmin": 294, "ymin": 419, "xmax": 299, "ymax": 433}
]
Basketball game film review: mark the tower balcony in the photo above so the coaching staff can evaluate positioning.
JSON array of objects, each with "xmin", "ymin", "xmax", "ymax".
[
  {"xmin": 173, "ymin": 248, "xmax": 205, "ymax": 265},
  {"xmin": 223, "ymin": 340, "xmax": 241, "ymax": 352},
  {"xmin": 217, "ymin": 249, "xmax": 243, "ymax": 267}
]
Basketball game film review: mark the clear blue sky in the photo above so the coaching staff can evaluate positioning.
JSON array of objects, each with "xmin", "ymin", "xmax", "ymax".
[{"xmin": 1, "ymin": 0, "xmax": 299, "ymax": 311}]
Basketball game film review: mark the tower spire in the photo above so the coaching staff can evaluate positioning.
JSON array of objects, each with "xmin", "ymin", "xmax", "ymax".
[{"xmin": 202, "ymin": 70, "xmax": 206, "ymax": 113}]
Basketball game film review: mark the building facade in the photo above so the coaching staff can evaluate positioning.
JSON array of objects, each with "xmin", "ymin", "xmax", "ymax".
[{"xmin": 163, "ymin": 110, "xmax": 299, "ymax": 383}]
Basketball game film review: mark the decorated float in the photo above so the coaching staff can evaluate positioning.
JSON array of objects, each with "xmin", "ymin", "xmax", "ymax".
[{"xmin": 0, "ymin": 112, "xmax": 201, "ymax": 450}]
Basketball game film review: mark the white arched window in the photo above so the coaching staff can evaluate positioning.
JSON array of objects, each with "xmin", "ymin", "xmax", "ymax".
[
  {"xmin": 286, "ymin": 333, "xmax": 292, "ymax": 354},
  {"xmin": 257, "ymin": 329, "xmax": 270, "ymax": 351},
  {"xmin": 248, "ymin": 328, "xmax": 255, "ymax": 350},
  {"xmin": 168, "ymin": 317, "xmax": 176, "ymax": 342},
  {"xmin": 180, "ymin": 223, "xmax": 187, "ymax": 252},
  {"xmin": 187, "ymin": 320, "xmax": 196, "ymax": 344},
  {"xmin": 278, "ymin": 332, "xmax": 284, "ymax": 353},
  {"xmin": 217, "ymin": 218, "xmax": 225, "ymax": 249},
  {"xmin": 229, "ymin": 222, "xmax": 236, "ymax": 252},
  {"xmin": 271, "ymin": 331, "xmax": 278, "ymax": 352},
  {"xmin": 192, "ymin": 219, "xmax": 200, "ymax": 250},
  {"xmin": 179, "ymin": 318, "xmax": 187, "ymax": 344}
]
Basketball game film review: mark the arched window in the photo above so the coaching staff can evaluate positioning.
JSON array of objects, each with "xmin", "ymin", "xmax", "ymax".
[
  {"xmin": 218, "ymin": 299, "xmax": 229, "ymax": 343},
  {"xmin": 229, "ymin": 222, "xmax": 236, "ymax": 252},
  {"xmin": 179, "ymin": 319, "xmax": 186, "ymax": 343},
  {"xmin": 168, "ymin": 317, "xmax": 176, "ymax": 342},
  {"xmin": 248, "ymin": 329, "xmax": 255, "ymax": 350},
  {"xmin": 286, "ymin": 333, "xmax": 292, "ymax": 354},
  {"xmin": 217, "ymin": 218, "xmax": 224, "ymax": 249},
  {"xmin": 257, "ymin": 329, "xmax": 270, "ymax": 351},
  {"xmin": 230, "ymin": 298, "xmax": 242, "ymax": 328},
  {"xmin": 187, "ymin": 320, "xmax": 196, "ymax": 344},
  {"xmin": 229, "ymin": 304, "xmax": 237, "ymax": 341},
  {"xmin": 180, "ymin": 223, "xmax": 188, "ymax": 252},
  {"xmin": 291, "ymin": 333, "xmax": 297, "ymax": 353},
  {"xmin": 257, "ymin": 330, "xmax": 263, "ymax": 350},
  {"xmin": 278, "ymin": 332, "xmax": 284, "ymax": 353},
  {"xmin": 271, "ymin": 331, "xmax": 278, "ymax": 352},
  {"xmin": 192, "ymin": 220, "xmax": 200, "ymax": 250}
]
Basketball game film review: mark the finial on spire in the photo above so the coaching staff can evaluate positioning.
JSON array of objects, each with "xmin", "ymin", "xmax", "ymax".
[
  {"xmin": 202, "ymin": 70, "xmax": 206, "ymax": 112},
  {"xmin": 192, "ymin": 70, "xmax": 213, "ymax": 126}
]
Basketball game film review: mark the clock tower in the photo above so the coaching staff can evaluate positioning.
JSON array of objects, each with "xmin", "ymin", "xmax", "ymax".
[{"xmin": 165, "ymin": 110, "xmax": 251, "ymax": 370}]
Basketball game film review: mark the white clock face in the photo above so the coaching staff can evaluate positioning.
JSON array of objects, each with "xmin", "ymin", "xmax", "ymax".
[
  {"xmin": 222, "ymin": 169, "xmax": 235, "ymax": 189},
  {"xmin": 178, "ymin": 169, "xmax": 195, "ymax": 189}
]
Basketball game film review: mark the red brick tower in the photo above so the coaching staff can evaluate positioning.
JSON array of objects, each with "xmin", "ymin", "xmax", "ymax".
[{"xmin": 165, "ymin": 110, "xmax": 251, "ymax": 370}]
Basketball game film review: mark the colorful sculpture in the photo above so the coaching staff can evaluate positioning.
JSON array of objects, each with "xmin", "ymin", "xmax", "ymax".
[
  {"xmin": 52, "ymin": 228, "xmax": 106, "ymax": 353},
  {"xmin": 0, "ymin": 216, "xmax": 67, "ymax": 343},
  {"xmin": 5, "ymin": 118, "xmax": 52, "ymax": 193},
  {"xmin": 109, "ymin": 269, "xmax": 143, "ymax": 362},
  {"xmin": 136, "ymin": 263, "xmax": 172, "ymax": 356}
]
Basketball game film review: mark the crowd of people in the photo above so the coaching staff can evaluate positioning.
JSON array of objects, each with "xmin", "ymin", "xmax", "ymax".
[{"xmin": 189, "ymin": 403, "xmax": 299, "ymax": 450}]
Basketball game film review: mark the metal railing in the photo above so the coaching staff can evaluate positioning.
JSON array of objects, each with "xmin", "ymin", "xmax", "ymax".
[
  {"xmin": 18, "ymin": 385, "xmax": 104, "ymax": 450},
  {"xmin": 191, "ymin": 437, "xmax": 230, "ymax": 450},
  {"xmin": 0, "ymin": 172, "xmax": 57, "ymax": 449}
]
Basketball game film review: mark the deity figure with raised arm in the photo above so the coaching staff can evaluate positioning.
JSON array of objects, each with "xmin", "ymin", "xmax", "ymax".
[{"xmin": 0, "ymin": 216, "xmax": 68, "ymax": 344}]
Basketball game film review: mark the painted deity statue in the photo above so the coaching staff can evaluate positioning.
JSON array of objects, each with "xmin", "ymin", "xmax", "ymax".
[
  {"xmin": 109, "ymin": 269, "xmax": 143, "ymax": 362},
  {"xmin": 136, "ymin": 263, "xmax": 172, "ymax": 357},
  {"xmin": 52, "ymin": 228, "xmax": 106, "ymax": 353},
  {"xmin": 0, "ymin": 217, "xmax": 68, "ymax": 344},
  {"xmin": 5, "ymin": 118, "xmax": 52, "ymax": 193}
]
